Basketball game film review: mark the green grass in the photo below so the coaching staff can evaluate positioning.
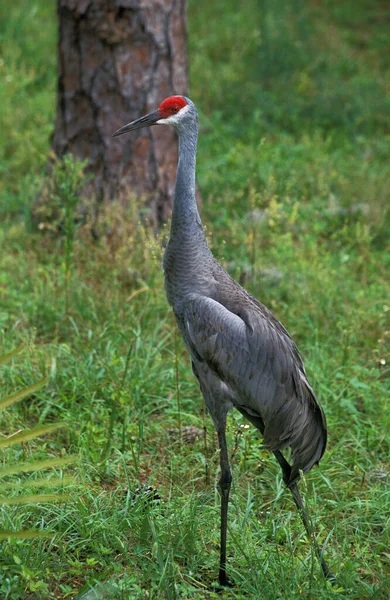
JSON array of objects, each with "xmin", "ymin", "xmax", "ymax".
[{"xmin": 0, "ymin": 0, "xmax": 389, "ymax": 598}]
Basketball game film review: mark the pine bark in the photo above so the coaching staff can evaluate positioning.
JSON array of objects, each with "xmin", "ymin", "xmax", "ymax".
[{"xmin": 52, "ymin": 0, "xmax": 188, "ymax": 225}]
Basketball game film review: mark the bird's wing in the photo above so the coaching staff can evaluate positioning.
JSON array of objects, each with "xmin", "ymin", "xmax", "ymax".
[{"xmin": 183, "ymin": 293, "xmax": 326, "ymax": 478}]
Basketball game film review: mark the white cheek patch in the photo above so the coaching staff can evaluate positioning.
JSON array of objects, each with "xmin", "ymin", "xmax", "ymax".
[{"xmin": 157, "ymin": 103, "xmax": 191, "ymax": 125}]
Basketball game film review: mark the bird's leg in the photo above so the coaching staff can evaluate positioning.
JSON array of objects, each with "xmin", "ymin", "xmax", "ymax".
[
  {"xmin": 273, "ymin": 450, "xmax": 335, "ymax": 583},
  {"xmin": 217, "ymin": 426, "xmax": 233, "ymax": 587},
  {"xmin": 288, "ymin": 481, "xmax": 335, "ymax": 582}
]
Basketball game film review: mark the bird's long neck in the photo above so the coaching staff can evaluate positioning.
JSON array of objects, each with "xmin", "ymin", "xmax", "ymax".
[
  {"xmin": 164, "ymin": 115, "xmax": 214, "ymax": 304},
  {"xmin": 170, "ymin": 120, "xmax": 206, "ymax": 243}
]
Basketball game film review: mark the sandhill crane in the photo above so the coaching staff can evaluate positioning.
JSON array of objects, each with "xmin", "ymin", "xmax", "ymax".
[{"xmin": 113, "ymin": 96, "xmax": 334, "ymax": 586}]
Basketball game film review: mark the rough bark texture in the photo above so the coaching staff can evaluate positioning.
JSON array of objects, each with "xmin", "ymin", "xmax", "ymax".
[{"xmin": 53, "ymin": 0, "xmax": 188, "ymax": 224}]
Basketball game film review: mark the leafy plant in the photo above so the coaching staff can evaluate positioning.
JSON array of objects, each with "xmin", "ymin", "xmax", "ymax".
[
  {"xmin": 0, "ymin": 345, "xmax": 75, "ymax": 540},
  {"xmin": 34, "ymin": 153, "xmax": 90, "ymax": 315}
]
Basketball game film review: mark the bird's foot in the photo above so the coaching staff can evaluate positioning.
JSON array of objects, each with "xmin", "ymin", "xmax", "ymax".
[
  {"xmin": 320, "ymin": 557, "xmax": 337, "ymax": 585},
  {"xmin": 325, "ymin": 571, "xmax": 337, "ymax": 586},
  {"xmin": 216, "ymin": 570, "xmax": 234, "ymax": 589}
]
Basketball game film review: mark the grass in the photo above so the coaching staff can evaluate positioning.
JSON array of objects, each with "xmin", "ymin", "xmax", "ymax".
[{"xmin": 0, "ymin": 0, "xmax": 389, "ymax": 598}]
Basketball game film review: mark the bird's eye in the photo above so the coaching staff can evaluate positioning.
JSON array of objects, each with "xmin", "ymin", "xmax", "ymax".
[{"xmin": 171, "ymin": 106, "xmax": 178, "ymax": 113}]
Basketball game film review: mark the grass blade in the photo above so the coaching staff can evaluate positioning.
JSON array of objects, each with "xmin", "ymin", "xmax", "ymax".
[
  {"xmin": 0, "ymin": 345, "xmax": 24, "ymax": 367},
  {"xmin": 0, "ymin": 378, "xmax": 49, "ymax": 411},
  {"xmin": 0, "ymin": 493, "xmax": 68, "ymax": 505},
  {"xmin": 0, "ymin": 422, "xmax": 67, "ymax": 449},
  {"xmin": 0, "ymin": 476, "xmax": 74, "ymax": 493},
  {"xmin": 0, "ymin": 530, "xmax": 54, "ymax": 540},
  {"xmin": 0, "ymin": 456, "xmax": 76, "ymax": 478}
]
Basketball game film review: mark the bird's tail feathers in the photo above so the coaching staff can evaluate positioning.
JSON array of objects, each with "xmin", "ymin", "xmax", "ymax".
[{"xmin": 289, "ymin": 396, "xmax": 327, "ymax": 486}]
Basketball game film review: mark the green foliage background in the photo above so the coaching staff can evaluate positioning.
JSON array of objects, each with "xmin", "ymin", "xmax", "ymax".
[{"xmin": 0, "ymin": 0, "xmax": 389, "ymax": 598}]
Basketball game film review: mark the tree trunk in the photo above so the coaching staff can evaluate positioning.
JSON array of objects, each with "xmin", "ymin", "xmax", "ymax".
[{"xmin": 52, "ymin": 0, "xmax": 188, "ymax": 225}]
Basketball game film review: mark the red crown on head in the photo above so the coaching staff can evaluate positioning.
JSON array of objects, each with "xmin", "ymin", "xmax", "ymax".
[{"xmin": 158, "ymin": 96, "xmax": 187, "ymax": 119}]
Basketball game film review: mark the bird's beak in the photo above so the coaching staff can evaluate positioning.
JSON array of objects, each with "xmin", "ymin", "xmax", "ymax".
[{"xmin": 112, "ymin": 109, "xmax": 161, "ymax": 137}]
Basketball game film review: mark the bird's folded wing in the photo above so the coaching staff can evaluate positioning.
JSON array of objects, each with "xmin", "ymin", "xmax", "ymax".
[
  {"xmin": 184, "ymin": 295, "xmax": 298, "ymax": 420},
  {"xmin": 183, "ymin": 293, "xmax": 325, "ymax": 468}
]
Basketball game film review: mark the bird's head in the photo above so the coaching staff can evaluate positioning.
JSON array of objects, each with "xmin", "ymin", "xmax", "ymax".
[{"xmin": 112, "ymin": 95, "xmax": 196, "ymax": 137}]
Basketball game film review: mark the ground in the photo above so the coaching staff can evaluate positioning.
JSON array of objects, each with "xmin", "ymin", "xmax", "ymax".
[{"xmin": 0, "ymin": 0, "xmax": 389, "ymax": 598}]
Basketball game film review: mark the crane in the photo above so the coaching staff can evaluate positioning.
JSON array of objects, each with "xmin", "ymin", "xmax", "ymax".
[{"xmin": 113, "ymin": 96, "xmax": 334, "ymax": 586}]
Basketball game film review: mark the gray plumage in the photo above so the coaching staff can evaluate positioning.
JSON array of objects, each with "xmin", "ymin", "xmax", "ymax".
[{"xmin": 113, "ymin": 96, "xmax": 334, "ymax": 586}]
